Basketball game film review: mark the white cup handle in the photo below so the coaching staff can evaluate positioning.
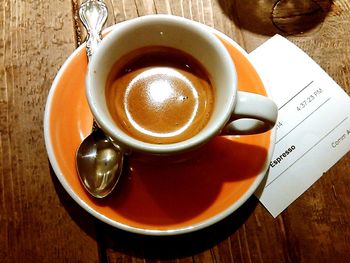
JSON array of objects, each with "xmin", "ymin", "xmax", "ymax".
[{"xmin": 222, "ymin": 91, "xmax": 278, "ymax": 135}]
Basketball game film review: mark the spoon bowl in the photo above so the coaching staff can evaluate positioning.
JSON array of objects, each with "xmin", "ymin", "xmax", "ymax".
[{"xmin": 76, "ymin": 129, "xmax": 123, "ymax": 198}]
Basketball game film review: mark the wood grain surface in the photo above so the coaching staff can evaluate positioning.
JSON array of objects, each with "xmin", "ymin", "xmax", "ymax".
[{"xmin": 1, "ymin": 0, "xmax": 349, "ymax": 262}]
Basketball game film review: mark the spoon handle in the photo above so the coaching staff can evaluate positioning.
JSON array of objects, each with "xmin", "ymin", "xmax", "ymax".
[
  {"xmin": 79, "ymin": 0, "xmax": 108, "ymax": 132},
  {"xmin": 79, "ymin": 0, "xmax": 108, "ymax": 61}
]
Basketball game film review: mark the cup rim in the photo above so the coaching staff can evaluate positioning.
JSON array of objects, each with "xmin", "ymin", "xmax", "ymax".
[{"xmin": 86, "ymin": 14, "xmax": 237, "ymax": 154}]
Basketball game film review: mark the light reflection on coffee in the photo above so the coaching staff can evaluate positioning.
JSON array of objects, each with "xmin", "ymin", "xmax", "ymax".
[{"xmin": 106, "ymin": 46, "xmax": 214, "ymax": 144}]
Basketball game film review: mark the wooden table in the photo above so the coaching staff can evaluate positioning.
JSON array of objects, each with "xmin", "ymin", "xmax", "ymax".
[{"xmin": 1, "ymin": 0, "xmax": 349, "ymax": 262}]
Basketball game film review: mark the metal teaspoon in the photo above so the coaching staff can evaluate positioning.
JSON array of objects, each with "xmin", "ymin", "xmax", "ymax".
[{"xmin": 76, "ymin": 0, "xmax": 124, "ymax": 198}]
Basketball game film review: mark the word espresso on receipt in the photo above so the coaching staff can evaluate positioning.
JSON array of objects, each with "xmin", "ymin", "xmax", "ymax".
[{"xmin": 249, "ymin": 35, "xmax": 350, "ymax": 217}]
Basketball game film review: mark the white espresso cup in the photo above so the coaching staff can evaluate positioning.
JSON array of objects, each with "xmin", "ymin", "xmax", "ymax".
[{"xmin": 86, "ymin": 15, "xmax": 278, "ymax": 156}]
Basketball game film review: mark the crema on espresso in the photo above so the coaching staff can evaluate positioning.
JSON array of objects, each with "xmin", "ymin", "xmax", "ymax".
[{"xmin": 106, "ymin": 46, "xmax": 214, "ymax": 144}]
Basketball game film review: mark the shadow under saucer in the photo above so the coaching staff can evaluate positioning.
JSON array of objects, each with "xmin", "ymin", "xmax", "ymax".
[{"xmin": 94, "ymin": 192, "xmax": 260, "ymax": 260}]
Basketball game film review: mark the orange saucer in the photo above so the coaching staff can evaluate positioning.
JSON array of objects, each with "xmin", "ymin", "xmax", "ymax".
[{"xmin": 44, "ymin": 23, "xmax": 275, "ymax": 235}]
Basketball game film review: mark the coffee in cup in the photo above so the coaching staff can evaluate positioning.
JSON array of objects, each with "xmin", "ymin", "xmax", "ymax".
[{"xmin": 105, "ymin": 46, "xmax": 214, "ymax": 144}]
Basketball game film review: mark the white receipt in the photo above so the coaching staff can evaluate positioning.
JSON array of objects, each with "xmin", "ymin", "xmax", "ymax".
[{"xmin": 249, "ymin": 35, "xmax": 350, "ymax": 217}]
